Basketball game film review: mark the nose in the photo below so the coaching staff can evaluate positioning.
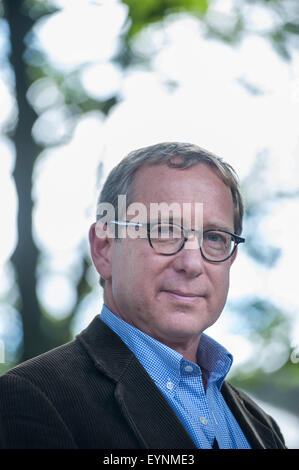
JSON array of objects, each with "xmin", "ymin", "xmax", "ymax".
[{"xmin": 172, "ymin": 232, "xmax": 205, "ymax": 278}]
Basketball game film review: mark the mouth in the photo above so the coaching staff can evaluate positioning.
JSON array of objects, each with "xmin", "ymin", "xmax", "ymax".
[{"xmin": 162, "ymin": 290, "xmax": 204, "ymax": 303}]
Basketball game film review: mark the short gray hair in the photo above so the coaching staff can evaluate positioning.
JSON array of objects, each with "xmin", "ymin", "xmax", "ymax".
[{"xmin": 96, "ymin": 142, "xmax": 244, "ymax": 287}]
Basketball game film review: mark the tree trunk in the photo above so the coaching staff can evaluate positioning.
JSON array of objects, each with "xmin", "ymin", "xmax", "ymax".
[{"xmin": 4, "ymin": 0, "xmax": 46, "ymax": 361}]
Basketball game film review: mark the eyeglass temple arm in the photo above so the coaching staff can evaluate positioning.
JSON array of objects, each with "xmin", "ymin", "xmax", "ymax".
[
  {"xmin": 234, "ymin": 235, "xmax": 245, "ymax": 244},
  {"xmin": 110, "ymin": 221, "xmax": 143, "ymax": 227}
]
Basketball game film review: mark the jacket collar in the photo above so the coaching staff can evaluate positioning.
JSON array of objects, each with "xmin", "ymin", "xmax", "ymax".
[{"xmin": 77, "ymin": 315, "xmax": 197, "ymax": 449}]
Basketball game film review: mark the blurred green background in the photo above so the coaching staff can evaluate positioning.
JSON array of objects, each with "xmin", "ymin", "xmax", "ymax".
[{"xmin": 0, "ymin": 0, "xmax": 299, "ymax": 448}]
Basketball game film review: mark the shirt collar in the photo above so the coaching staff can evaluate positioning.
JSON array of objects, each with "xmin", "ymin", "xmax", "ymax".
[
  {"xmin": 197, "ymin": 333, "xmax": 233, "ymax": 388},
  {"xmin": 100, "ymin": 304, "xmax": 233, "ymax": 389}
]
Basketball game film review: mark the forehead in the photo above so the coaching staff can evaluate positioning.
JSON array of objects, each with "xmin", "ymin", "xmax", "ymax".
[
  {"xmin": 129, "ymin": 163, "xmax": 234, "ymax": 229},
  {"xmin": 131, "ymin": 163, "xmax": 229, "ymax": 202}
]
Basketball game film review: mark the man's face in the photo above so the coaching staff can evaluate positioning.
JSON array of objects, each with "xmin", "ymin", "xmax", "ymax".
[{"xmin": 102, "ymin": 163, "xmax": 237, "ymax": 350}]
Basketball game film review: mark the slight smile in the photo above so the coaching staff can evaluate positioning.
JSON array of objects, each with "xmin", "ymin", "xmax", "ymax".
[{"xmin": 162, "ymin": 290, "xmax": 203, "ymax": 302}]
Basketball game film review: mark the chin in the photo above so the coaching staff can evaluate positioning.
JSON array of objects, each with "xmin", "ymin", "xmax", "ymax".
[{"xmin": 158, "ymin": 319, "xmax": 206, "ymax": 339}]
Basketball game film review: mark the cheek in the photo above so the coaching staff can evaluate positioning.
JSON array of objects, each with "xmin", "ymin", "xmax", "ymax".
[
  {"xmin": 209, "ymin": 265, "xmax": 231, "ymax": 301},
  {"xmin": 112, "ymin": 242, "xmax": 152, "ymax": 288},
  {"xmin": 112, "ymin": 238, "xmax": 173, "ymax": 299}
]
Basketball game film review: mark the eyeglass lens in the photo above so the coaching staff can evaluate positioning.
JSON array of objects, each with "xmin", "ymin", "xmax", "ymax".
[{"xmin": 149, "ymin": 223, "xmax": 235, "ymax": 261}]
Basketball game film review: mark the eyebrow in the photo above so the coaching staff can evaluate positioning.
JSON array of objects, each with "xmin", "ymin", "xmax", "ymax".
[
  {"xmin": 165, "ymin": 214, "xmax": 233, "ymax": 230},
  {"xmin": 155, "ymin": 217, "xmax": 235, "ymax": 233},
  {"xmin": 127, "ymin": 215, "xmax": 234, "ymax": 233},
  {"xmin": 203, "ymin": 222, "xmax": 234, "ymax": 232}
]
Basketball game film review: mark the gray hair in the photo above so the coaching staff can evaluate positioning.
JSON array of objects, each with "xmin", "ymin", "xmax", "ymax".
[{"xmin": 96, "ymin": 142, "xmax": 244, "ymax": 287}]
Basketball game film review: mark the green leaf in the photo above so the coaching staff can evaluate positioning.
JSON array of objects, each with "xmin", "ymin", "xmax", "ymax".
[{"xmin": 122, "ymin": 0, "xmax": 209, "ymax": 37}]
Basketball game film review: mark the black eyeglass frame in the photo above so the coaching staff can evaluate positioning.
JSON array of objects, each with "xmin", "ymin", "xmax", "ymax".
[{"xmin": 110, "ymin": 220, "xmax": 245, "ymax": 262}]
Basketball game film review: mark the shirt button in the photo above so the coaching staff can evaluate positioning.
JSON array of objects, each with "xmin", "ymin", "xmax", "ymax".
[
  {"xmin": 184, "ymin": 365, "xmax": 193, "ymax": 372},
  {"xmin": 200, "ymin": 416, "xmax": 208, "ymax": 426},
  {"xmin": 166, "ymin": 381, "xmax": 174, "ymax": 390}
]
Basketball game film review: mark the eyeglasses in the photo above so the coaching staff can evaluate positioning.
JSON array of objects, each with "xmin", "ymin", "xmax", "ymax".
[{"xmin": 110, "ymin": 221, "xmax": 245, "ymax": 262}]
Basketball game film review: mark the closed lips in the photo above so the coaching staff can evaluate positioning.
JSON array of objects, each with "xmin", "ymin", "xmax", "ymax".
[{"xmin": 163, "ymin": 290, "xmax": 201, "ymax": 297}]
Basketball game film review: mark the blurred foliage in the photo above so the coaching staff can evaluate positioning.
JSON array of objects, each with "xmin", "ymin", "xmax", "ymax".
[
  {"xmin": 122, "ymin": 0, "xmax": 299, "ymax": 59},
  {"xmin": 123, "ymin": 0, "xmax": 208, "ymax": 37},
  {"xmin": 230, "ymin": 302, "xmax": 299, "ymax": 415},
  {"xmin": 0, "ymin": 0, "xmax": 299, "ymax": 417}
]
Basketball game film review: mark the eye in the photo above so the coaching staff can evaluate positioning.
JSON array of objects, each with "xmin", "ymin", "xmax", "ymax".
[
  {"xmin": 207, "ymin": 233, "xmax": 220, "ymax": 242},
  {"xmin": 154, "ymin": 224, "xmax": 173, "ymax": 237},
  {"xmin": 203, "ymin": 231, "xmax": 231, "ymax": 251},
  {"xmin": 150, "ymin": 223, "xmax": 182, "ymax": 240},
  {"xmin": 205, "ymin": 232, "xmax": 223, "ymax": 243}
]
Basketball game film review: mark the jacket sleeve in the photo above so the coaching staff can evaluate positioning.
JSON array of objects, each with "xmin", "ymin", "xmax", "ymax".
[{"xmin": 0, "ymin": 372, "xmax": 78, "ymax": 449}]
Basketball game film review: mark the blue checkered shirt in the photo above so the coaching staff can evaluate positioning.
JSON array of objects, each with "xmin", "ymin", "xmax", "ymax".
[{"xmin": 100, "ymin": 305, "xmax": 251, "ymax": 449}]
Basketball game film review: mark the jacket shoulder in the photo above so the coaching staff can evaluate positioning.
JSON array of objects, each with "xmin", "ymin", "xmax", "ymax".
[
  {"xmin": 0, "ymin": 331, "xmax": 111, "ymax": 449},
  {"xmin": 0, "ymin": 340, "xmax": 85, "ymax": 448}
]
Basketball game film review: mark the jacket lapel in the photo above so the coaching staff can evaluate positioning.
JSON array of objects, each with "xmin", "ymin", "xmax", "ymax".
[
  {"xmin": 115, "ymin": 356, "xmax": 197, "ymax": 449},
  {"xmin": 221, "ymin": 382, "xmax": 285, "ymax": 449},
  {"xmin": 78, "ymin": 316, "xmax": 196, "ymax": 449}
]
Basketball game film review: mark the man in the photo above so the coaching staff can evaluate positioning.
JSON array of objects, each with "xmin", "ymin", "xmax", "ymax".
[{"xmin": 0, "ymin": 142, "xmax": 285, "ymax": 449}]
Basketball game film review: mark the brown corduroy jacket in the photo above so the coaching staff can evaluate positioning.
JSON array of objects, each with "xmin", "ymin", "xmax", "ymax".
[{"xmin": 0, "ymin": 316, "xmax": 286, "ymax": 449}]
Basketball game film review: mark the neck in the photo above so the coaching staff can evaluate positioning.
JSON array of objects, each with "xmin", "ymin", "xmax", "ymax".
[{"xmin": 156, "ymin": 336, "xmax": 201, "ymax": 364}]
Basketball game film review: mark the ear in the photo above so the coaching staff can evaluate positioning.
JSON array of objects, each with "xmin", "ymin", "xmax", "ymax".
[
  {"xmin": 89, "ymin": 222, "xmax": 113, "ymax": 282},
  {"xmin": 229, "ymin": 246, "xmax": 238, "ymax": 266}
]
